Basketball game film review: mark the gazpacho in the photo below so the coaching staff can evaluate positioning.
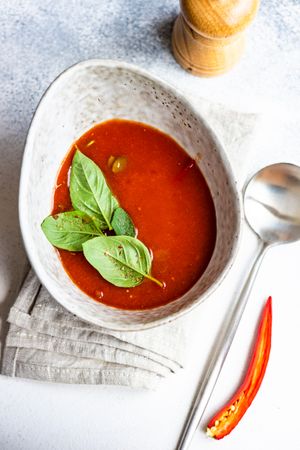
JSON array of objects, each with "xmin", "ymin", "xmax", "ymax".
[{"xmin": 41, "ymin": 119, "xmax": 216, "ymax": 310}]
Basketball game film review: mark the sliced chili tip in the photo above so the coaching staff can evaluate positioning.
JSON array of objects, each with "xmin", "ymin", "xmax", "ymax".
[{"xmin": 207, "ymin": 296, "xmax": 272, "ymax": 440}]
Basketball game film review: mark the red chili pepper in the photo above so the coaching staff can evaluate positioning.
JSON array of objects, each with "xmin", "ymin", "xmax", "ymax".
[{"xmin": 207, "ymin": 296, "xmax": 272, "ymax": 440}]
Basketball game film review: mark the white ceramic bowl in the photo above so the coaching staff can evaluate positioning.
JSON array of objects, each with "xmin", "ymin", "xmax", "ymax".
[{"xmin": 19, "ymin": 60, "xmax": 241, "ymax": 331}]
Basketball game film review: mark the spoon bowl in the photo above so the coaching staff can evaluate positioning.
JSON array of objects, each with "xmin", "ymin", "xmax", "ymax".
[{"xmin": 244, "ymin": 163, "xmax": 300, "ymax": 245}]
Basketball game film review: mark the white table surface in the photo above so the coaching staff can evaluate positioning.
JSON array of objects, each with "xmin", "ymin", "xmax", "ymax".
[{"xmin": 1, "ymin": 1, "xmax": 300, "ymax": 449}]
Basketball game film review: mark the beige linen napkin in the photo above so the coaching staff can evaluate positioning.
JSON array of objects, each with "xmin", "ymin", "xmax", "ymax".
[{"xmin": 1, "ymin": 97, "xmax": 259, "ymax": 389}]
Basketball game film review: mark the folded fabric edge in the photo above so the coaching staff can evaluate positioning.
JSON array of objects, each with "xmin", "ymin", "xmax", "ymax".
[
  {"xmin": 8, "ymin": 306, "xmax": 182, "ymax": 372},
  {"xmin": 8, "ymin": 270, "xmax": 185, "ymax": 368},
  {"xmin": 1, "ymin": 347, "xmax": 163, "ymax": 390},
  {"xmin": 31, "ymin": 303, "xmax": 186, "ymax": 368},
  {"xmin": 5, "ymin": 329, "xmax": 175, "ymax": 377}
]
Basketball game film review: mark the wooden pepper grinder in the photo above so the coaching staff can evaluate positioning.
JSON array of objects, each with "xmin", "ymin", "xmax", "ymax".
[{"xmin": 172, "ymin": 0, "xmax": 259, "ymax": 76}]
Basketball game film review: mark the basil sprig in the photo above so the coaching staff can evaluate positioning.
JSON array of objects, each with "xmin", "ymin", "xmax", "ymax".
[
  {"xmin": 70, "ymin": 150, "xmax": 119, "ymax": 230},
  {"xmin": 83, "ymin": 236, "xmax": 163, "ymax": 288},
  {"xmin": 111, "ymin": 207, "xmax": 136, "ymax": 237},
  {"xmin": 41, "ymin": 210, "xmax": 103, "ymax": 251},
  {"xmin": 41, "ymin": 150, "xmax": 162, "ymax": 288}
]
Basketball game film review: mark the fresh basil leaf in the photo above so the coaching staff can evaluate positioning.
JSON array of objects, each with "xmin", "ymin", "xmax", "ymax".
[
  {"xmin": 70, "ymin": 150, "xmax": 119, "ymax": 230},
  {"xmin": 82, "ymin": 236, "xmax": 163, "ymax": 288},
  {"xmin": 41, "ymin": 211, "xmax": 102, "ymax": 251},
  {"xmin": 111, "ymin": 207, "xmax": 136, "ymax": 237}
]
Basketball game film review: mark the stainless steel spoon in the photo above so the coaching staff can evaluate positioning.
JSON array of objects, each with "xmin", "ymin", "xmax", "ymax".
[{"xmin": 177, "ymin": 163, "xmax": 300, "ymax": 449}]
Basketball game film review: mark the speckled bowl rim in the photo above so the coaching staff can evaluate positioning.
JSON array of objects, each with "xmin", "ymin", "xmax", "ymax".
[{"xmin": 19, "ymin": 59, "xmax": 242, "ymax": 331}]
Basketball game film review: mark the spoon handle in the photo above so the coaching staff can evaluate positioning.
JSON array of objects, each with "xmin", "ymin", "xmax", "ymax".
[{"xmin": 176, "ymin": 243, "xmax": 268, "ymax": 450}]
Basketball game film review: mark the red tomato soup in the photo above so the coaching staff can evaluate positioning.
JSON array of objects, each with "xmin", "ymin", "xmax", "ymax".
[{"xmin": 53, "ymin": 119, "xmax": 216, "ymax": 310}]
